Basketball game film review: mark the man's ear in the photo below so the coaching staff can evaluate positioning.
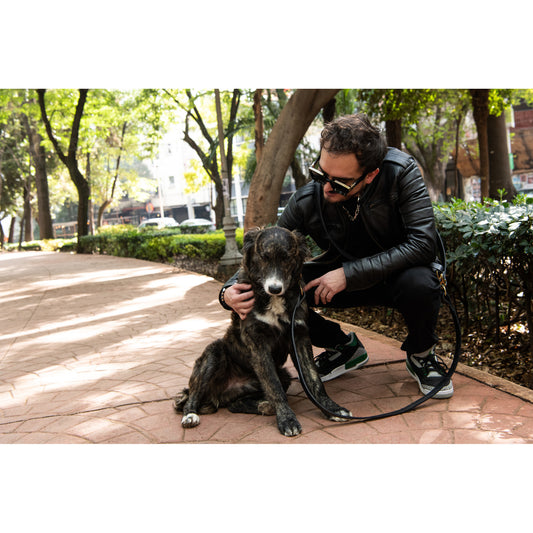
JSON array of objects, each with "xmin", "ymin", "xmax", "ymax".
[{"xmin": 365, "ymin": 167, "xmax": 380, "ymax": 185}]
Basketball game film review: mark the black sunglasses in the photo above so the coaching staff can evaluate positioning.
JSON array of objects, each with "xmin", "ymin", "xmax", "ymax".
[{"xmin": 308, "ymin": 158, "xmax": 367, "ymax": 196}]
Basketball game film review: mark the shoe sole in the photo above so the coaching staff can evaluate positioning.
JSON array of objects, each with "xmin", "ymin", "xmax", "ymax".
[
  {"xmin": 320, "ymin": 353, "xmax": 369, "ymax": 382},
  {"xmin": 406, "ymin": 362, "xmax": 454, "ymax": 399}
]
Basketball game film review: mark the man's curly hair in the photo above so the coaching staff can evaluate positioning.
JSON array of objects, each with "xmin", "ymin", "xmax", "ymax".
[{"xmin": 320, "ymin": 114, "xmax": 387, "ymax": 173}]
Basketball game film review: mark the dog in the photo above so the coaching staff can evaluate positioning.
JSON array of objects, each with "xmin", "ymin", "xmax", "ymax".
[{"xmin": 173, "ymin": 226, "xmax": 351, "ymax": 437}]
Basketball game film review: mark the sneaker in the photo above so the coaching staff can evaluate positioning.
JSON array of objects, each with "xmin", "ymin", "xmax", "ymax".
[
  {"xmin": 314, "ymin": 332, "xmax": 369, "ymax": 382},
  {"xmin": 406, "ymin": 349, "xmax": 454, "ymax": 399}
]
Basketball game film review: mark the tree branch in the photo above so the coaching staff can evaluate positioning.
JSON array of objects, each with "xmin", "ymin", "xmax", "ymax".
[
  {"xmin": 37, "ymin": 89, "xmax": 67, "ymax": 166},
  {"xmin": 68, "ymin": 89, "xmax": 89, "ymax": 162}
]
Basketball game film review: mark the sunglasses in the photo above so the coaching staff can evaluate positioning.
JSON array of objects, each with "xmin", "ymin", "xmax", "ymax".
[{"xmin": 308, "ymin": 158, "xmax": 367, "ymax": 196}]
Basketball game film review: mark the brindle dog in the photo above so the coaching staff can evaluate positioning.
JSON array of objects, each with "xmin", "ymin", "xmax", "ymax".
[{"xmin": 173, "ymin": 226, "xmax": 351, "ymax": 437}]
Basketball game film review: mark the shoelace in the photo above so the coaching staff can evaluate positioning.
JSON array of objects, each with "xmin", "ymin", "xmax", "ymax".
[
  {"xmin": 416, "ymin": 353, "xmax": 449, "ymax": 377},
  {"xmin": 314, "ymin": 350, "xmax": 332, "ymax": 366},
  {"xmin": 314, "ymin": 338, "xmax": 358, "ymax": 368}
]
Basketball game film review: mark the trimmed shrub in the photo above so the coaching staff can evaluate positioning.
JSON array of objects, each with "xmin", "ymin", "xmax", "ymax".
[
  {"xmin": 78, "ymin": 226, "xmax": 243, "ymax": 264},
  {"xmin": 434, "ymin": 194, "xmax": 533, "ymax": 363}
]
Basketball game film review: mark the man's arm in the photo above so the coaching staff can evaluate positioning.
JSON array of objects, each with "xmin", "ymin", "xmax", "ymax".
[{"xmin": 343, "ymin": 159, "xmax": 437, "ymax": 291}]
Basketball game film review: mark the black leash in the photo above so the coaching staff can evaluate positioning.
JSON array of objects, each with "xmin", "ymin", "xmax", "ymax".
[
  {"xmin": 289, "ymin": 186, "xmax": 461, "ymax": 422},
  {"xmin": 291, "ymin": 283, "xmax": 461, "ymax": 422}
]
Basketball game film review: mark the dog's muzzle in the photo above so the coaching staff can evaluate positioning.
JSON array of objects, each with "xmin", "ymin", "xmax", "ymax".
[{"xmin": 264, "ymin": 276, "xmax": 285, "ymax": 296}]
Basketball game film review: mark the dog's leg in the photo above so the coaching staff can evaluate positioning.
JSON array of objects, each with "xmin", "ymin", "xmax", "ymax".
[
  {"xmin": 291, "ymin": 328, "xmax": 352, "ymax": 422},
  {"xmin": 179, "ymin": 341, "xmax": 224, "ymax": 428},
  {"xmin": 244, "ymin": 337, "xmax": 302, "ymax": 436}
]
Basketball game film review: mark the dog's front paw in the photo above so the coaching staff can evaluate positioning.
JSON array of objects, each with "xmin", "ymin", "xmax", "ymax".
[
  {"xmin": 181, "ymin": 413, "xmax": 200, "ymax": 428},
  {"xmin": 277, "ymin": 414, "xmax": 302, "ymax": 437},
  {"xmin": 327, "ymin": 407, "xmax": 352, "ymax": 422}
]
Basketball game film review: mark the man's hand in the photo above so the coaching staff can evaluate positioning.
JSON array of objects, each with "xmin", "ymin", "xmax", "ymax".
[
  {"xmin": 303, "ymin": 267, "xmax": 347, "ymax": 305},
  {"xmin": 223, "ymin": 283, "xmax": 255, "ymax": 320}
]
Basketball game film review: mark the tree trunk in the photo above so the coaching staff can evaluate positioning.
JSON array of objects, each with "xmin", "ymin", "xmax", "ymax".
[
  {"xmin": 98, "ymin": 200, "xmax": 112, "ymax": 228},
  {"xmin": 74, "ymin": 167, "xmax": 90, "ymax": 238},
  {"xmin": 213, "ymin": 180, "xmax": 225, "ymax": 227},
  {"xmin": 470, "ymin": 89, "xmax": 490, "ymax": 199},
  {"xmin": 290, "ymin": 158, "xmax": 307, "ymax": 190},
  {"xmin": 322, "ymin": 97, "xmax": 336, "ymax": 124},
  {"xmin": 487, "ymin": 111, "xmax": 517, "ymax": 200},
  {"xmin": 453, "ymin": 109, "xmax": 465, "ymax": 200},
  {"xmin": 385, "ymin": 119, "xmax": 402, "ymax": 148},
  {"xmin": 244, "ymin": 89, "xmax": 339, "ymax": 231},
  {"xmin": 21, "ymin": 114, "xmax": 54, "ymax": 239},
  {"xmin": 86, "ymin": 153, "xmax": 95, "ymax": 234},
  {"xmin": 23, "ymin": 182, "xmax": 33, "ymax": 241},
  {"xmin": 8, "ymin": 217, "xmax": 15, "ymax": 243},
  {"xmin": 253, "ymin": 89, "xmax": 264, "ymax": 164},
  {"xmin": 37, "ymin": 88, "xmax": 90, "ymax": 243}
]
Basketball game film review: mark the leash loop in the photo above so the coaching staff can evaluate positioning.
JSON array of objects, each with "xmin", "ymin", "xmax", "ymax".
[{"xmin": 289, "ymin": 187, "xmax": 461, "ymax": 423}]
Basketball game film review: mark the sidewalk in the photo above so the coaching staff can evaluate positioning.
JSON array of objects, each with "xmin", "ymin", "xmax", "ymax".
[{"xmin": 1, "ymin": 251, "xmax": 532, "ymax": 444}]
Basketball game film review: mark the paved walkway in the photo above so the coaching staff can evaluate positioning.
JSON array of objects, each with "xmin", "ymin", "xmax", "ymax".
[{"xmin": 1, "ymin": 251, "xmax": 532, "ymax": 444}]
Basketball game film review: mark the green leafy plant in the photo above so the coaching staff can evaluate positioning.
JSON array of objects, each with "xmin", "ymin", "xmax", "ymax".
[{"xmin": 434, "ymin": 195, "xmax": 533, "ymax": 367}]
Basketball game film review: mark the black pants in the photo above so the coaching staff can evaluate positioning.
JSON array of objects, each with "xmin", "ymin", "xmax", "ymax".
[{"xmin": 303, "ymin": 264, "xmax": 442, "ymax": 355}]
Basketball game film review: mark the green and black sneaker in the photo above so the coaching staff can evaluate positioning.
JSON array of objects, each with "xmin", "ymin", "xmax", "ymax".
[
  {"xmin": 406, "ymin": 348, "xmax": 454, "ymax": 399},
  {"xmin": 314, "ymin": 332, "xmax": 369, "ymax": 382}
]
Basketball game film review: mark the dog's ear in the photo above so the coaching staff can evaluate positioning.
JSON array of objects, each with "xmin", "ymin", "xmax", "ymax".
[
  {"xmin": 243, "ymin": 227, "xmax": 261, "ymax": 253},
  {"xmin": 242, "ymin": 227, "xmax": 262, "ymax": 269},
  {"xmin": 292, "ymin": 230, "xmax": 310, "ymax": 263}
]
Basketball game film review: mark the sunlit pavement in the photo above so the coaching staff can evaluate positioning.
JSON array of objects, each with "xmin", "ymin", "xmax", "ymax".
[{"xmin": 1, "ymin": 251, "xmax": 533, "ymax": 444}]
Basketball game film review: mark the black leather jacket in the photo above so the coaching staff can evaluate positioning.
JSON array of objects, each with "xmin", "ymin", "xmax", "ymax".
[{"xmin": 278, "ymin": 147, "xmax": 438, "ymax": 291}]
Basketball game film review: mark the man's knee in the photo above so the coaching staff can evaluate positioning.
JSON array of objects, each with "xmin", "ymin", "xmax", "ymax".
[{"xmin": 393, "ymin": 266, "xmax": 441, "ymax": 305}]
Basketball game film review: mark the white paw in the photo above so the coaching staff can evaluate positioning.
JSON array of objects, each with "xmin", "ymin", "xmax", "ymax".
[
  {"xmin": 329, "ymin": 410, "xmax": 352, "ymax": 422},
  {"xmin": 181, "ymin": 413, "xmax": 200, "ymax": 428}
]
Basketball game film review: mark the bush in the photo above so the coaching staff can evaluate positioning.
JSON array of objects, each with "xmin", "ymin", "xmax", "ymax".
[
  {"xmin": 3, "ymin": 238, "xmax": 77, "ymax": 252},
  {"xmin": 434, "ymin": 194, "xmax": 533, "ymax": 366},
  {"xmin": 78, "ymin": 226, "xmax": 244, "ymax": 264}
]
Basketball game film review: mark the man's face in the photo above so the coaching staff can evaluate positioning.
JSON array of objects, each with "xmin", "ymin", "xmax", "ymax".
[{"xmin": 318, "ymin": 149, "xmax": 367, "ymax": 204}]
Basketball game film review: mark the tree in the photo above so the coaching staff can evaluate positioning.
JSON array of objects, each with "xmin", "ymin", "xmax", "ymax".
[
  {"xmin": 469, "ymin": 89, "xmax": 490, "ymax": 199},
  {"xmin": 402, "ymin": 90, "xmax": 470, "ymax": 200},
  {"xmin": 95, "ymin": 120, "xmax": 127, "ymax": 227},
  {"xmin": 0, "ymin": 89, "xmax": 55, "ymax": 240},
  {"xmin": 488, "ymin": 111, "xmax": 516, "ymax": 199},
  {"xmin": 163, "ymin": 89, "xmax": 242, "ymax": 227},
  {"xmin": 0, "ymin": 114, "xmax": 26, "ymax": 245},
  {"xmin": 470, "ymin": 89, "xmax": 518, "ymax": 200},
  {"xmin": 357, "ymin": 89, "xmax": 436, "ymax": 149},
  {"xmin": 244, "ymin": 89, "xmax": 339, "ymax": 231},
  {"xmin": 20, "ymin": 111, "xmax": 54, "ymax": 238},
  {"xmin": 37, "ymin": 89, "xmax": 90, "ymax": 243},
  {"xmin": 259, "ymin": 89, "xmax": 318, "ymax": 190}
]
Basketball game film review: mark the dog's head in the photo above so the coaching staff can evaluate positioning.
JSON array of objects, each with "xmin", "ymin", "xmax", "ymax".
[{"xmin": 242, "ymin": 227, "xmax": 309, "ymax": 296}]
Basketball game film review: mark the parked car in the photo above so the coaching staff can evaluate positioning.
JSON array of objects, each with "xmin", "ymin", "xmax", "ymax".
[
  {"xmin": 179, "ymin": 218, "xmax": 216, "ymax": 233},
  {"xmin": 138, "ymin": 217, "xmax": 179, "ymax": 229}
]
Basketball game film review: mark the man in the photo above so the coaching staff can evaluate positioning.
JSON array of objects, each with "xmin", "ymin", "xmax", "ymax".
[{"xmin": 220, "ymin": 113, "xmax": 452, "ymax": 398}]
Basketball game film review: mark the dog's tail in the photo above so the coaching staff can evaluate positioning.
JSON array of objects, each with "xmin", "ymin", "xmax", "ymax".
[{"xmin": 172, "ymin": 388, "xmax": 190, "ymax": 412}]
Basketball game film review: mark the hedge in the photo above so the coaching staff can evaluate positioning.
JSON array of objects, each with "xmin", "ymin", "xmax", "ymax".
[
  {"xmin": 78, "ymin": 225, "xmax": 244, "ymax": 264},
  {"xmin": 434, "ymin": 194, "xmax": 533, "ymax": 361}
]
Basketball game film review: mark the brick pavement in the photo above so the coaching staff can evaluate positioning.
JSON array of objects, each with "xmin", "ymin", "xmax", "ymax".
[{"xmin": 1, "ymin": 251, "xmax": 532, "ymax": 444}]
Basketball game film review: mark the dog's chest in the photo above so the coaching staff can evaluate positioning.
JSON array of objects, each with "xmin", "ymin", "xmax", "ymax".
[{"xmin": 254, "ymin": 296, "xmax": 289, "ymax": 329}]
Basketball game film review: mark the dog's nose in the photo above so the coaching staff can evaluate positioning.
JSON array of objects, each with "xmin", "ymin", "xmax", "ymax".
[{"xmin": 267, "ymin": 283, "xmax": 283, "ymax": 295}]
